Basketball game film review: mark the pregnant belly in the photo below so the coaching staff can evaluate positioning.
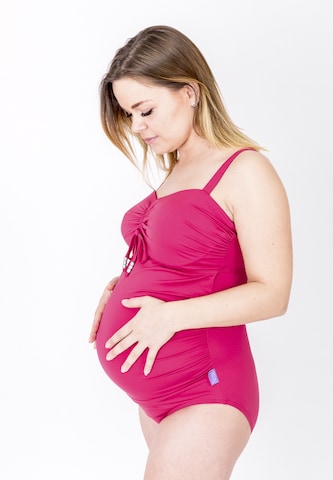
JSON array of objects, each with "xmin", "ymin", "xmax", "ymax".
[
  {"xmin": 95, "ymin": 269, "xmax": 216, "ymax": 405},
  {"xmin": 95, "ymin": 264, "xmax": 216, "ymax": 360},
  {"xmin": 94, "ymin": 266, "xmax": 250, "ymax": 418}
]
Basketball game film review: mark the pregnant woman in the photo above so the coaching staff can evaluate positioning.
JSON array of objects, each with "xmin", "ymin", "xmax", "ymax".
[{"xmin": 89, "ymin": 25, "xmax": 293, "ymax": 480}]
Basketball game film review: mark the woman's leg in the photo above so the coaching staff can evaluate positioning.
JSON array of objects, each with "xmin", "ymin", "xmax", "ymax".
[
  {"xmin": 143, "ymin": 404, "xmax": 251, "ymax": 480},
  {"xmin": 139, "ymin": 407, "xmax": 159, "ymax": 448}
]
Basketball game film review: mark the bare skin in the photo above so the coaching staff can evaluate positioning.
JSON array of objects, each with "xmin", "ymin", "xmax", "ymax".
[
  {"xmin": 104, "ymin": 79, "xmax": 292, "ymax": 376},
  {"xmin": 139, "ymin": 406, "xmax": 250, "ymax": 480},
  {"xmin": 88, "ymin": 276, "xmax": 119, "ymax": 346},
  {"xmin": 90, "ymin": 279, "xmax": 252, "ymax": 480},
  {"xmin": 103, "ymin": 147, "xmax": 292, "ymax": 376},
  {"xmin": 90, "ymin": 77, "xmax": 293, "ymax": 478}
]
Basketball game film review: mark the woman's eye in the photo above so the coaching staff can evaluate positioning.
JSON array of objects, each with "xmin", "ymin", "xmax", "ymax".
[
  {"xmin": 124, "ymin": 111, "xmax": 132, "ymax": 118},
  {"xmin": 141, "ymin": 109, "xmax": 153, "ymax": 117}
]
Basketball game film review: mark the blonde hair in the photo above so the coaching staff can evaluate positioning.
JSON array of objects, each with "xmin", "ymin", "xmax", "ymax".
[{"xmin": 100, "ymin": 25, "xmax": 261, "ymax": 179}]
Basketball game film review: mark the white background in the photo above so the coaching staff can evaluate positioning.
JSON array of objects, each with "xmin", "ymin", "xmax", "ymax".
[{"xmin": 1, "ymin": 0, "xmax": 332, "ymax": 478}]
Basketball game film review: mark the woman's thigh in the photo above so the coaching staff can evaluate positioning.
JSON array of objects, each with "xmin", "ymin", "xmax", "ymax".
[
  {"xmin": 139, "ymin": 407, "xmax": 159, "ymax": 447},
  {"xmin": 143, "ymin": 404, "xmax": 251, "ymax": 480}
]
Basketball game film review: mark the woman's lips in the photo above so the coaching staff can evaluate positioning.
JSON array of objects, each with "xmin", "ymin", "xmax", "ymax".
[{"xmin": 143, "ymin": 136, "xmax": 157, "ymax": 145}]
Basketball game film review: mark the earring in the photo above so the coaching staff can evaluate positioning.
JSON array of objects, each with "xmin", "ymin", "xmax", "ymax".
[{"xmin": 191, "ymin": 102, "xmax": 197, "ymax": 108}]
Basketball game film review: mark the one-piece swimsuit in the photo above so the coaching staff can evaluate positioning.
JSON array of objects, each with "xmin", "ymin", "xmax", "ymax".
[{"xmin": 96, "ymin": 148, "xmax": 259, "ymax": 430}]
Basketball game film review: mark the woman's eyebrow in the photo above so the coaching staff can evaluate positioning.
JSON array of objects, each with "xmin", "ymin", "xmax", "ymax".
[{"xmin": 130, "ymin": 99, "xmax": 152, "ymax": 109}]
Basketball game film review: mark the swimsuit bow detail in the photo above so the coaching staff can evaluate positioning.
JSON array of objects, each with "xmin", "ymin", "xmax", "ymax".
[{"xmin": 123, "ymin": 223, "xmax": 149, "ymax": 274}]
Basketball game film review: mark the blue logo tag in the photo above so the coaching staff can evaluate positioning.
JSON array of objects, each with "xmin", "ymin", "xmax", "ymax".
[{"xmin": 208, "ymin": 368, "xmax": 219, "ymax": 386}]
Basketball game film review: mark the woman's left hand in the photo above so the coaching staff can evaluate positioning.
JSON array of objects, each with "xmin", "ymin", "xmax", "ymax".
[{"xmin": 105, "ymin": 296, "xmax": 175, "ymax": 376}]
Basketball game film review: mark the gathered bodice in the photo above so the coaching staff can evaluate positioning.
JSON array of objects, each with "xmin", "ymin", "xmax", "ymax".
[{"xmin": 120, "ymin": 149, "xmax": 252, "ymax": 282}]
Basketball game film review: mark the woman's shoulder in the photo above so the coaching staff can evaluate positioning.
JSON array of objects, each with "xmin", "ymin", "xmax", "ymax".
[
  {"xmin": 226, "ymin": 148, "xmax": 279, "ymax": 183},
  {"xmin": 213, "ymin": 148, "xmax": 287, "ymax": 214}
]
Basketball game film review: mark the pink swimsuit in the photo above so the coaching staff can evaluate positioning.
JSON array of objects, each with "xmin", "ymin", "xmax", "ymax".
[{"xmin": 96, "ymin": 149, "xmax": 259, "ymax": 430}]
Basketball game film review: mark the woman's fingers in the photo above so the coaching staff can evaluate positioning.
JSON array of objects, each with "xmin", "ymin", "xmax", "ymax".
[
  {"xmin": 107, "ymin": 277, "xmax": 119, "ymax": 291},
  {"xmin": 143, "ymin": 347, "xmax": 159, "ymax": 376},
  {"xmin": 120, "ymin": 343, "xmax": 146, "ymax": 373},
  {"xmin": 106, "ymin": 336, "xmax": 159, "ymax": 376},
  {"xmin": 89, "ymin": 276, "xmax": 120, "ymax": 343}
]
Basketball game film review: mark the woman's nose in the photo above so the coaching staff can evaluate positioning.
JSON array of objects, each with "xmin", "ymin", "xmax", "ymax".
[{"xmin": 131, "ymin": 115, "xmax": 147, "ymax": 133}]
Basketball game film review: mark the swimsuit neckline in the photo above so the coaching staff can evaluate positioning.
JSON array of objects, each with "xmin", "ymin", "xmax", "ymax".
[{"xmin": 152, "ymin": 189, "xmax": 235, "ymax": 227}]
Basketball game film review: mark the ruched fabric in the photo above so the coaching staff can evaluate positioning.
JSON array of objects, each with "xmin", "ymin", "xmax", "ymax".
[{"xmin": 96, "ymin": 149, "xmax": 259, "ymax": 431}]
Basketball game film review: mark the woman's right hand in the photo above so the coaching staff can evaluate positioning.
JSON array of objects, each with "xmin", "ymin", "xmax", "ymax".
[{"xmin": 88, "ymin": 276, "xmax": 120, "ymax": 346}]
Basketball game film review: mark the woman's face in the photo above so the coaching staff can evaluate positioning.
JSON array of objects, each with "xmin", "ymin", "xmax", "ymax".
[{"xmin": 112, "ymin": 77, "xmax": 197, "ymax": 155}]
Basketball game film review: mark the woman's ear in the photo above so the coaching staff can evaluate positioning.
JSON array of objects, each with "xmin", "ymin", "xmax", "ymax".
[{"xmin": 185, "ymin": 83, "xmax": 200, "ymax": 107}]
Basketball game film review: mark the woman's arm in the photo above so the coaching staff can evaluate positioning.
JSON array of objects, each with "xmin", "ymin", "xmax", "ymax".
[
  {"xmin": 105, "ymin": 152, "xmax": 293, "ymax": 373},
  {"xmin": 168, "ymin": 151, "xmax": 293, "ymax": 330}
]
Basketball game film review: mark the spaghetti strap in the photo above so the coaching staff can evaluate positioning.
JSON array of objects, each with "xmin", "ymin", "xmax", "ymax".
[{"xmin": 204, "ymin": 148, "xmax": 254, "ymax": 193}]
